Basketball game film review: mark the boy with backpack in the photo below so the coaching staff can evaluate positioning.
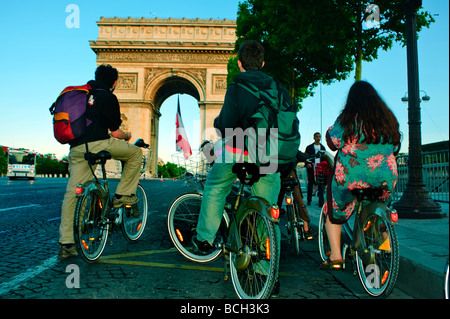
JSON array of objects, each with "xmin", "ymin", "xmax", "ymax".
[
  {"xmin": 193, "ymin": 41, "xmax": 300, "ymax": 255},
  {"xmin": 56, "ymin": 64, "xmax": 142, "ymax": 259}
]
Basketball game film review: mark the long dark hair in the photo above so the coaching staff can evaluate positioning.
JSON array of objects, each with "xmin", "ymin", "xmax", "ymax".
[{"xmin": 338, "ymin": 81, "xmax": 401, "ymax": 146}]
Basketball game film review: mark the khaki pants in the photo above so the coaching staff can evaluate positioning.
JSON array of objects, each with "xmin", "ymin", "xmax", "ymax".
[{"xmin": 59, "ymin": 138, "xmax": 142, "ymax": 244}]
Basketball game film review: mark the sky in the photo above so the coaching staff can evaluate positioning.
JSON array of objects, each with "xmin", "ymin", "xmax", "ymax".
[{"xmin": 0, "ymin": 0, "xmax": 448, "ymax": 164}]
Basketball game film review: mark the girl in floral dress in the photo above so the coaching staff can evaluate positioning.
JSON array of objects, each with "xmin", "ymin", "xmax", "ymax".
[{"xmin": 320, "ymin": 81, "xmax": 401, "ymax": 270}]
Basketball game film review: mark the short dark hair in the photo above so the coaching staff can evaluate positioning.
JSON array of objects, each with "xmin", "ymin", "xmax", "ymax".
[
  {"xmin": 95, "ymin": 64, "xmax": 118, "ymax": 88},
  {"xmin": 238, "ymin": 40, "xmax": 264, "ymax": 71}
]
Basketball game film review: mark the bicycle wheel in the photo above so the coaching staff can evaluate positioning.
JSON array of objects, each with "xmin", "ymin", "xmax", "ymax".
[
  {"xmin": 122, "ymin": 184, "xmax": 148, "ymax": 241},
  {"xmin": 355, "ymin": 212, "xmax": 399, "ymax": 297},
  {"xmin": 167, "ymin": 193, "xmax": 224, "ymax": 263},
  {"xmin": 318, "ymin": 205, "xmax": 331, "ymax": 262},
  {"xmin": 73, "ymin": 186, "xmax": 109, "ymax": 262},
  {"xmin": 286, "ymin": 205, "xmax": 300, "ymax": 255},
  {"xmin": 230, "ymin": 209, "xmax": 279, "ymax": 299},
  {"xmin": 445, "ymin": 261, "xmax": 449, "ymax": 299}
]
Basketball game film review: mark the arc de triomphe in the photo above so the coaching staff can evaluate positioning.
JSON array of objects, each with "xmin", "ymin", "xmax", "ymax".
[{"xmin": 89, "ymin": 17, "xmax": 237, "ymax": 176}]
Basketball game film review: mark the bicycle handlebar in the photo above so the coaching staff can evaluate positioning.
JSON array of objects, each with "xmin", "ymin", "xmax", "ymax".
[
  {"xmin": 305, "ymin": 150, "xmax": 335, "ymax": 169},
  {"xmin": 134, "ymin": 138, "xmax": 150, "ymax": 149}
]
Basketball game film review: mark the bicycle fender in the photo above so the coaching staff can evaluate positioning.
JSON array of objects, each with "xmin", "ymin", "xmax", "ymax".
[
  {"xmin": 76, "ymin": 181, "xmax": 108, "ymax": 199},
  {"xmin": 235, "ymin": 196, "xmax": 279, "ymax": 224},
  {"xmin": 360, "ymin": 202, "xmax": 396, "ymax": 225}
]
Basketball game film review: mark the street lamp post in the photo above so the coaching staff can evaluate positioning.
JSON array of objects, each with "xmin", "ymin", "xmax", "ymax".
[{"xmin": 393, "ymin": 0, "xmax": 443, "ymax": 218}]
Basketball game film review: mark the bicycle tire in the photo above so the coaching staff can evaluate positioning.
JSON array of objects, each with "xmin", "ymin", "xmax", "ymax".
[
  {"xmin": 286, "ymin": 205, "xmax": 300, "ymax": 255},
  {"xmin": 73, "ymin": 185, "xmax": 109, "ymax": 262},
  {"xmin": 167, "ymin": 193, "xmax": 224, "ymax": 263},
  {"xmin": 318, "ymin": 205, "xmax": 331, "ymax": 262},
  {"xmin": 355, "ymin": 212, "xmax": 399, "ymax": 298},
  {"xmin": 230, "ymin": 208, "xmax": 279, "ymax": 299},
  {"xmin": 121, "ymin": 184, "xmax": 148, "ymax": 241},
  {"xmin": 445, "ymin": 261, "xmax": 449, "ymax": 299}
]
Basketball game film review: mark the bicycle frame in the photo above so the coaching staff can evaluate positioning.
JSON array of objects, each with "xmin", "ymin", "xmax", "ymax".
[{"xmin": 221, "ymin": 180, "xmax": 279, "ymax": 258}]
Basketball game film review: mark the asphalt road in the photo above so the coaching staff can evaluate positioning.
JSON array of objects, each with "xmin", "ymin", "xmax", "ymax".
[{"xmin": 0, "ymin": 177, "xmax": 412, "ymax": 304}]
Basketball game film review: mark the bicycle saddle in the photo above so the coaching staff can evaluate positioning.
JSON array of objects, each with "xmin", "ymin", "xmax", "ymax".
[
  {"xmin": 84, "ymin": 151, "xmax": 112, "ymax": 165},
  {"xmin": 351, "ymin": 188, "xmax": 384, "ymax": 202},
  {"xmin": 232, "ymin": 163, "xmax": 261, "ymax": 186}
]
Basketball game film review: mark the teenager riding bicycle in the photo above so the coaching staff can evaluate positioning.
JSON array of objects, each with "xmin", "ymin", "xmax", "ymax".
[
  {"xmin": 58, "ymin": 64, "xmax": 142, "ymax": 259},
  {"xmin": 277, "ymin": 150, "xmax": 314, "ymax": 239},
  {"xmin": 193, "ymin": 40, "xmax": 299, "ymax": 255}
]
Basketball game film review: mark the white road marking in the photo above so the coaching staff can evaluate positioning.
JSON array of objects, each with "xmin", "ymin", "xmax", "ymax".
[{"xmin": 0, "ymin": 255, "xmax": 58, "ymax": 296}]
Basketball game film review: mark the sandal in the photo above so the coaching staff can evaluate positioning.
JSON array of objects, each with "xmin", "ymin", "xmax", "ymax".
[
  {"xmin": 319, "ymin": 257, "xmax": 345, "ymax": 270},
  {"xmin": 303, "ymin": 227, "xmax": 315, "ymax": 240}
]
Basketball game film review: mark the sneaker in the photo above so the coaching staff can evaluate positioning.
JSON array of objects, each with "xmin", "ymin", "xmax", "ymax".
[
  {"xmin": 113, "ymin": 195, "xmax": 139, "ymax": 208},
  {"xmin": 191, "ymin": 235, "xmax": 213, "ymax": 255},
  {"xmin": 58, "ymin": 244, "xmax": 78, "ymax": 259}
]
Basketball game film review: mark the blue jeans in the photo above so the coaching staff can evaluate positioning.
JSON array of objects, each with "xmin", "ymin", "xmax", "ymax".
[{"xmin": 196, "ymin": 162, "xmax": 281, "ymax": 245}]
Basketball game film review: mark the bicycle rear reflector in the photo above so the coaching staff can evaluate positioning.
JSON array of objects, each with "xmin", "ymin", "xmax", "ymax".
[
  {"xmin": 285, "ymin": 197, "xmax": 292, "ymax": 205},
  {"xmin": 75, "ymin": 185, "xmax": 83, "ymax": 195},
  {"xmin": 390, "ymin": 210, "xmax": 398, "ymax": 223},
  {"xmin": 176, "ymin": 229, "xmax": 184, "ymax": 242},
  {"xmin": 270, "ymin": 206, "xmax": 280, "ymax": 219},
  {"xmin": 137, "ymin": 223, "xmax": 142, "ymax": 232}
]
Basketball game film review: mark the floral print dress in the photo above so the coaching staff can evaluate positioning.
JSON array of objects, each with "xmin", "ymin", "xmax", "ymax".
[{"xmin": 324, "ymin": 119, "xmax": 399, "ymax": 224}]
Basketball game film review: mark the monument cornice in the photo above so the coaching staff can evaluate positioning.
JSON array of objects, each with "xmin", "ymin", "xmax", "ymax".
[
  {"xmin": 92, "ymin": 16, "xmax": 237, "ymax": 51},
  {"xmin": 90, "ymin": 40, "xmax": 235, "ymax": 53},
  {"xmin": 97, "ymin": 16, "xmax": 236, "ymax": 26}
]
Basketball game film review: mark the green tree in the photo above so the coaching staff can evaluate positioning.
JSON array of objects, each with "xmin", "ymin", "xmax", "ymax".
[
  {"xmin": 234, "ymin": 0, "xmax": 435, "ymax": 105},
  {"xmin": 0, "ymin": 147, "xmax": 7, "ymax": 175},
  {"xmin": 343, "ymin": 0, "xmax": 435, "ymax": 80}
]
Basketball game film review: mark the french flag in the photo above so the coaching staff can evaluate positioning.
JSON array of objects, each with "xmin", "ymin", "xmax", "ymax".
[{"xmin": 175, "ymin": 95, "xmax": 192, "ymax": 159}]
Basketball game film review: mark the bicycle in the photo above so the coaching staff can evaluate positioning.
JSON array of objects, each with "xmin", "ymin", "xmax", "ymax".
[
  {"xmin": 73, "ymin": 139, "xmax": 151, "ymax": 263},
  {"xmin": 317, "ymin": 151, "xmax": 400, "ymax": 298},
  {"xmin": 280, "ymin": 161, "xmax": 314, "ymax": 255},
  {"xmin": 167, "ymin": 147, "xmax": 280, "ymax": 299}
]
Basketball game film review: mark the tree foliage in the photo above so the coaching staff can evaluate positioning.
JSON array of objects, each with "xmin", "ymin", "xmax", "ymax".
[
  {"xmin": 233, "ymin": 0, "xmax": 435, "ymax": 106},
  {"xmin": 158, "ymin": 162, "xmax": 185, "ymax": 178}
]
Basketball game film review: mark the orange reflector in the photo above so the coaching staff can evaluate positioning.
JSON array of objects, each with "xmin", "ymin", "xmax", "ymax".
[
  {"xmin": 137, "ymin": 223, "xmax": 142, "ymax": 232},
  {"xmin": 265, "ymin": 238, "xmax": 271, "ymax": 260},
  {"xmin": 285, "ymin": 197, "xmax": 292, "ymax": 205},
  {"xmin": 270, "ymin": 207, "xmax": 280, "ymax": 219},
  {"xmin": 379, "ymin": 237, "xmax": 391, "ymax": 251},
  {"xmin": 81, "ymin": 240, "xmax": 89, "ymax": 250},
  {"xmin": 326, "ymin": 251, "xmax": 331, "ymax": 256},
  {"xmin": 364, "ymin": 220, "xmax": 372, "ymax": 232},
  {"xmin": 98, "ymin": 199, "xmax": 103, "ymax": 210},
  {"xmin": 176, "ymin": 229, "xmax": 184, "ymax": 242},
  {"xmin": 381, "ymin": 270, "xmax": 389, "ymax": 285}
]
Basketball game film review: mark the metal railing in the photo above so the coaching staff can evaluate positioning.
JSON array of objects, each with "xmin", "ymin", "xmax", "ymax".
[
  {"xmin": 297, "ymin": 150, "xmax": 449, "ymax": 203},
  {"xmin": 393, "ymin": 150, "xmax": 449, "ymax": 203}
]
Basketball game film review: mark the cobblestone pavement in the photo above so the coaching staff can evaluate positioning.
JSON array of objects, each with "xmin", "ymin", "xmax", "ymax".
[{"xmin": 0, "ymin": 177, "xmax": 411, "ymax": 302}]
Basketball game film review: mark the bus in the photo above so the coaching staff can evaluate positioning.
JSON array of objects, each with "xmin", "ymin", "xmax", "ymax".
[{"xmin": 7, "ymin": 150, "xmax": 36, "ymax": 180}]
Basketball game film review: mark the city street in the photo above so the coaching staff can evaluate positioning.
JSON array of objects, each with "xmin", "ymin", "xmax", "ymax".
[{"xmin": 0, "ymin": 177, "xmax": 412, "ymax": 302}]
